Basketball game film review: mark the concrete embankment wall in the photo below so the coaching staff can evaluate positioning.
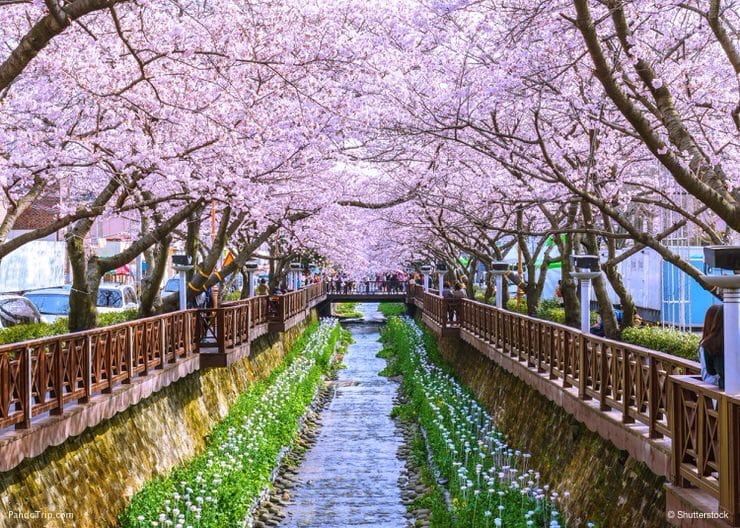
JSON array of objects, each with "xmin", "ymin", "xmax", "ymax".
[
  {"xmin": 436, "ymin": 333, "xmax": 669, "ymax": 528},
  {"xmin": 0, "ymin": 313, "xmax": 316, "ymax": 528}
]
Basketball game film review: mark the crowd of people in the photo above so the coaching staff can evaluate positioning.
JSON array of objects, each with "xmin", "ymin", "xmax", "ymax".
[{"xmin": 323, "ymin": 271, "xmax": 410, "ymax": 294}]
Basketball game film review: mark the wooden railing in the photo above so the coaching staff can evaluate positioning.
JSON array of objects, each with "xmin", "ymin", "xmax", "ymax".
[
  {"xmin": 669, "ymin": 376, "xmax": 740, "ymax": 524},
  {"xmin": 0, "ymin": 309, "xmax": 199, "ymax": 431},
  {"xmin": 0, "ymin": 283, "xmax": 328, "ymax": 434},
  {"xmin": 408, "ymin": 283, "xmax": 737, "ymax": 523}
]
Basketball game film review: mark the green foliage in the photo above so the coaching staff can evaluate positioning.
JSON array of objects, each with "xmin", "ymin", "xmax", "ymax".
[
  {"xmin": 0, "ymin": 319, "xmax": 69, "ymax": 345},
  {"xmin": 378, "ymin": 302, "xmax": 406, "ymax": 317},
  {"xmin": 505, "ymin": 298, "xmax": 528, "ymax": 314},
  {"xmin": 382, "ymin": 316, "xmax": 578, "ymax": 527},
  {"xmin": 120, "ymin": 320, "xmax": 340, "ymax": 528},
  {"xmin": 375, "ymin": 347, "xmax": 395, "ymax": 359},
  {"xmin": 0, "ymin": 309, "xmax": 138, "ymax": 346},
  {"xmin": 333, "ymin": 302, "xmax": 362, "ymax": 318},
  {"xmin": 536, "ymin": 299, "xmax": 567, "ymax": 324},
  {"xmin": 223, "ymin": 291, "xmax": 242, "ymax": 302},
  {"xmin": 389, "ymin": 402, "xmax": 416, "ymax": 422},
  {"xmin": 622, "ymin": 325, "xmax": 699, "ymax": 361},
  {"xmin": 97, "ymin": 309, "xmax": 139, "ymax": 327}
]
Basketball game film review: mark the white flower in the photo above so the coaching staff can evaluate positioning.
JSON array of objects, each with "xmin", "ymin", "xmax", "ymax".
[{"xmin": 651, "ymin": 78, "xmax": 663, "ymax": 89}]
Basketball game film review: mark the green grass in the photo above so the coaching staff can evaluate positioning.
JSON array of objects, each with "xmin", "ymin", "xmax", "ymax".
[
  {"xmin": 333, "ymin": 302, "xmax": 362, "ymax": 318},
  {"xmin": 378, "ymin": 302, "xmax": 406, "ymax": 317},
  {"xmin": 381, "ymin": 316, "xmax": 582, "ymax": 527},
  {"xmin": 120, "ymin": 320, "xmax": 342, "ymax": 528}
]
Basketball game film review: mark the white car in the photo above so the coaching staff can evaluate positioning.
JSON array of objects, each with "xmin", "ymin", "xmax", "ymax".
[
  {"xmin": 25, "ymin": 284, "xmax": 139, "ymax": 323},
  {"xmin": 96, "ymin": 283, "xmax": 139, "ymax": 314}
]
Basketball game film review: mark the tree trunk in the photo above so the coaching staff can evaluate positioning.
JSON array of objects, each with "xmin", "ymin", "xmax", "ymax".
[
  {"xmin": 139, "ymin": 239, "xmax": 169, "ymax": 316},
  {"xmin": 67, "ymin": 236, "xmax": 100, "ymax": 332},
  {"xmin": 601, "ymin": 209, "xmax": 637, "ymax": 329},
  {"xmin": 556, "ymin": 230, "xmax": 580, "ymax": 327},
  {"xmin": 581, "ymin": 201, "xmax": 618, "ymax": 338},
  {"xmin": 240, "ymin": 269, "xmax": 250, "ymax": 299}
]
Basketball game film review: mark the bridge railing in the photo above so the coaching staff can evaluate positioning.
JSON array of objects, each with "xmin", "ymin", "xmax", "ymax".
[
  {"xmin": 669, "ymin": 375, "xmax": 740, "ymax": 524},
  {"xmin": 459, "ymin": 298, "xmax": 699, "ymax": 438},
  {"xmin": 323, "ymin": 280, "xmax": 407, "ymax": 295},
  {"xmin": 0, "ymin": 309, "xmax": 199, "ymax": 431}
]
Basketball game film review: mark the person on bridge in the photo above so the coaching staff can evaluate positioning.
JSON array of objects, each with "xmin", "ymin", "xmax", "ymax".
[
  {"xmin": 256, "ymin": 278, "xmax": 269, "ymax": 296},
  {"xmin": 699, "ymin": 304, "xmax": 724, "ymax": 389},
  {"xmin": 451, "ymin": 282, "xmax": 467, "ymax": 299}
]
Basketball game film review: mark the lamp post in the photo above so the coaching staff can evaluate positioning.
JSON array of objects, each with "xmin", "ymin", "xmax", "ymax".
[
  {"xmin": 290, "ymin": 262, "xmax": 303, "ymax": 290},
  {"xmin": 172, "ymin": 254, "xmax": 194, "ymax": 311},
  {"xmin": 490, "ymin": 261, "xmax": 510, "ymax": 309},
  {"xmin": 420, "ymin": 264, "xmax": 432, "ymax": 292},
  {"xmin": 570, "ymin": 255, "xmax": 601, "ymax": 334},
  {"xmin": 703, "ymin": 246, "xmax": 740, "ymax": 395},
  {"xmin": 436, "ymin": 262, "xmax": 448, "ymax": 294},
  {"xmin": 245, "ymin": 261, "xmax": 259, "ymax": 297}
]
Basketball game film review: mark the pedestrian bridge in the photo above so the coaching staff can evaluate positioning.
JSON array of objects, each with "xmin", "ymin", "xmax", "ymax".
[
  {"xmin": 323, "ymin": 281, "xmax": 407, "ymax": 303},
  {"xmin": 0, "ymin": 281, "xmax": 735, "ymax": 527}
]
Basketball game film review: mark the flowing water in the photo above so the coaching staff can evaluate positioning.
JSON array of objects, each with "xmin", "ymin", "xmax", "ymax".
[{"xmin": 278, "ymin": 303, "xmax": 407, "ymax": 527}]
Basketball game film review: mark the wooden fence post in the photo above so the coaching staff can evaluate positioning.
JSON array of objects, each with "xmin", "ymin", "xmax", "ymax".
[
  {"xmin": 719, "ymin": 395, "xmax": 740, "ymax": 525},
  {"xmin": 18, "ymin": 347, "xmax": 32, "ymax": 429},
  {"xmin": 52, "ymin": 341, "xmax": 63, "ymax": 415}
]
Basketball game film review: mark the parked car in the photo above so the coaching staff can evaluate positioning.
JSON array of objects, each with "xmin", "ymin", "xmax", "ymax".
[
  {"xmin": 25, "ymin": 284, "xmax": 139, "ymax": 323},
  {"xmin": 24, "ymin": 288, "xmax": 70, "ymax": 323},
  {"xmin": 162, "ymin": 277, "xmax": 180, "ymax": 295},
  {"xmin": 97, "ymin": 283, "xmax": 139, "ymax": 313},
  {"xmin": 0, "ymin": 295, "xmax": 42, "ymax": 329}
]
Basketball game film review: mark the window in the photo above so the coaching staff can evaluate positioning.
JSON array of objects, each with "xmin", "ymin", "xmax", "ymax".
[
  {"xmin": 97, "ymin": 289, "xmax": 123, "ymax": 308},
  {"xmin": 25, "ymin": 294, "xmax": 70, "ymax": 315},
  {"xmin": 164, "ymin": 278, "xmax": 179, "ymax": 293}
]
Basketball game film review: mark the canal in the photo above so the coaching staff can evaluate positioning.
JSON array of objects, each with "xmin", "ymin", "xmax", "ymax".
[{"xmin": 278, "ymin": 303, "xmax": 407, "ymax": 527}]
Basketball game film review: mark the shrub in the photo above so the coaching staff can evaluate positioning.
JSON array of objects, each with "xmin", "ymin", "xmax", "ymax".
[
  {"xmin": 0, "ymin": 319, "xmax": 69, "ymax": 345},
  {"xmin": 538, "ymin": 306, "xmax": 566, "ymax": 324},
  {"xmin": 0, "ymin": 309, "xmax": 139, "ymax": 346},
  {"xmin": 97, "ymin": 309, "xmax": 139, "ymax": 327},
  {"xmin": 505, "ymin": 298, "xmax": 528, "ymax": 314},
  {"xmin": 622, "ymin": 325, "xmax": 699, "ymax": 361},
  {"xmin": 223, "ymin": 291, "xmax": 242, "ymax": 302},
  {"xmin": 378, "ymin": 302, "xmax": 405, "ymax": 317}
]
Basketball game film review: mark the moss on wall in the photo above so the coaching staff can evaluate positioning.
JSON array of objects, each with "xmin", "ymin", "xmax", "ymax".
[
  {"xmin": 0, "ymin": 314, "xmax": 315, "ymax": 528},
  {"xmin": 437, "ymin": 334, "xmax": 669, "ymax": 528}
]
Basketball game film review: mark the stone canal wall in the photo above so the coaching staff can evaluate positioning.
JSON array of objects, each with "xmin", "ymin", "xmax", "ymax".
[
  {"xmin": 0, "ymin": 313, "xmax": 316, "ymax": 528},
  {"xmin": 436, "ymin": 333, "xmax": 669, "ymax": 528}
]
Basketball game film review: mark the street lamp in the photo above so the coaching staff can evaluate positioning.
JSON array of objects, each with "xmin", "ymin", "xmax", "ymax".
[
  {"xmin": 570, "ymin": 254, "xmax": 601, "ymax": 333},
  {"xmin": 703, "ymin": 246, "xmax": 740, "ymax": 395},
  {"xmin": 436, "ymin": 262, "xmax": 448, "ymax": 294},
  {"xmin": 172, "ymin": 254, "xmax": 194, "ymax": 311},
  {"xmin": 245, "ymin": 260, "xmax": 259, "ymax": 297},
  {"xmin": 420, "ymin": 264, "xmax": 432, "ymax": 292},
  {"xmin": 490, "ymin": 261, "xmax": 510, "ymax": 309}
]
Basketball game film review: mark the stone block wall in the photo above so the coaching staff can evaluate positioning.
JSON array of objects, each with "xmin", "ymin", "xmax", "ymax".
[{"xmin": 437, "ymin": 334, "xmax": 669, "ymax": 528}]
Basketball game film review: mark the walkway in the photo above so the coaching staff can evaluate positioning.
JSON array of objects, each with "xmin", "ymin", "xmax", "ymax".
[{"xmin": 279, "ymin": 304, "xmax": 407, "ymax": 527}]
